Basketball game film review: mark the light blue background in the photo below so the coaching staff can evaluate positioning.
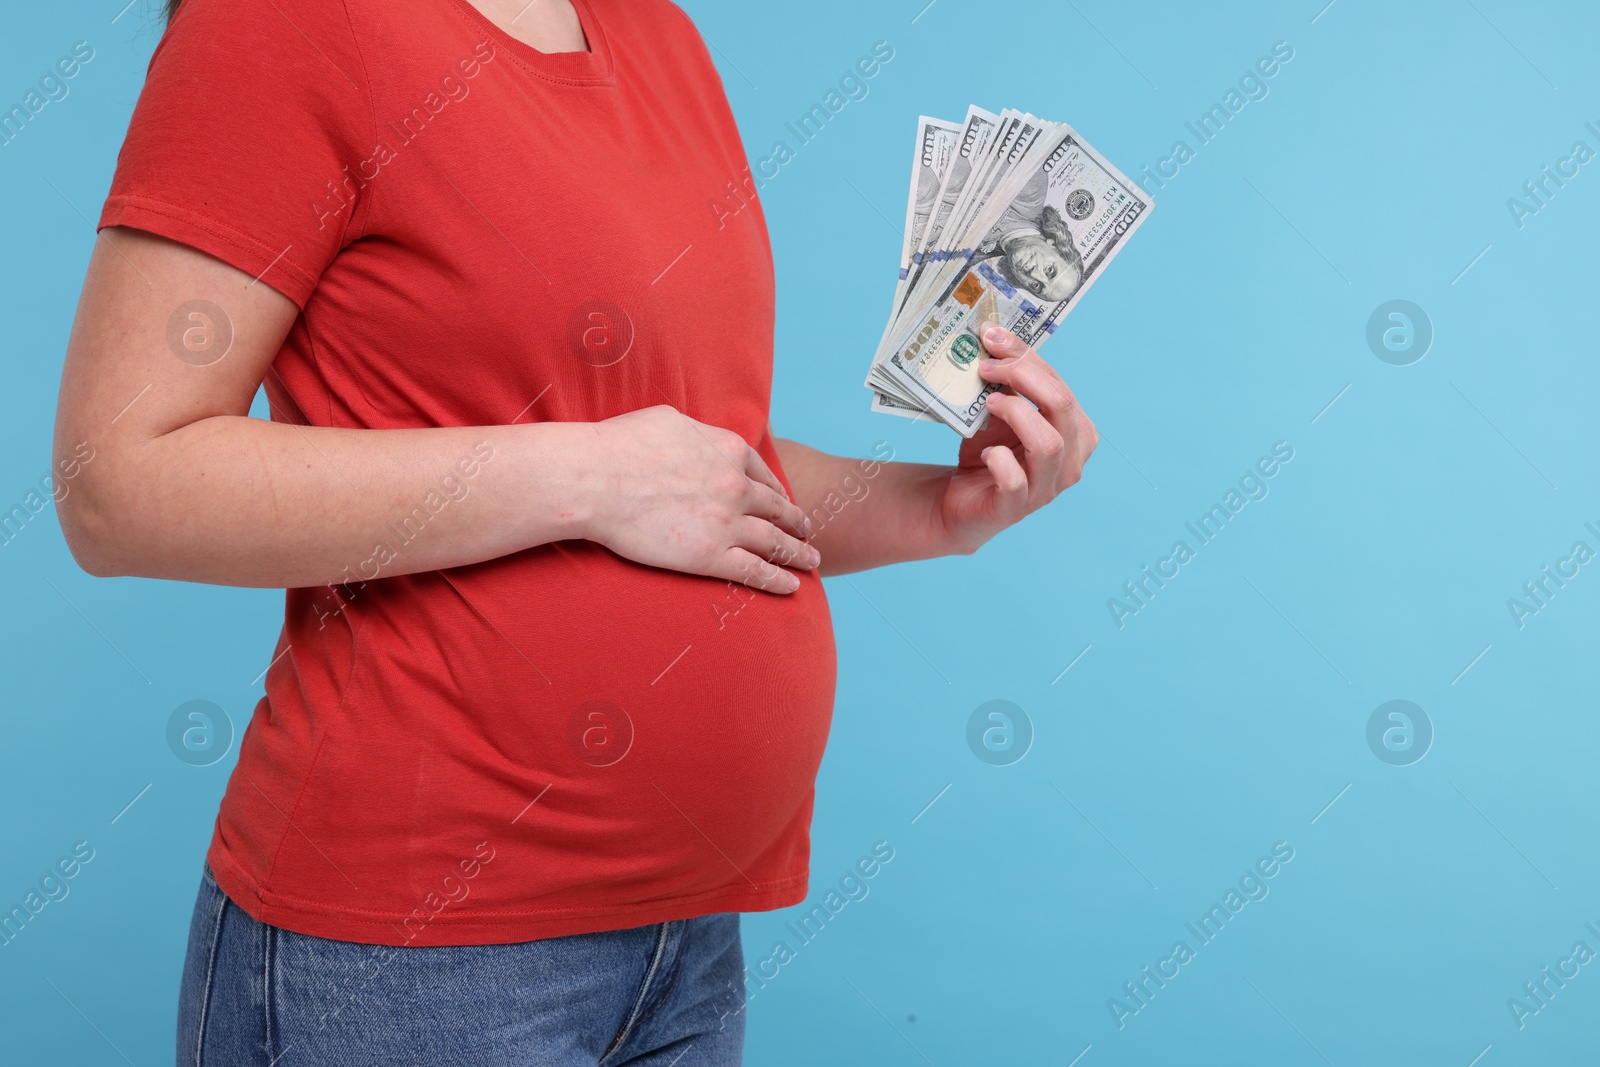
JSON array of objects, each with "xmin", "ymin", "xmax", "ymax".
[{"xmin": 3, "ymin": 0, "xmax": 1598, "ymax": 1063}]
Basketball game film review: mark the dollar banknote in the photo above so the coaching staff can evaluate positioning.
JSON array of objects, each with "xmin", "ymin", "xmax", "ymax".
[
  {"xmin": 895, "ymin": 107, "xmax": 1000, "ymax": 323},
  {"xmin": 869, "ymin": 107, "xmax": 1002, "ymax": 419},
  {"xmin": 895, "ymin": 111, "xmax": 1046, "ymax": 337},
  {"xmin": 894, "ymin": 116, "xmax": 962, "ymax": 312},
  {"xmin": 868, "ymin": 115, "xmax": 964, "ymax": 420},
  {"xmin": 868, "ymin": 111, "xmax": 1060, "ymax": 413},
  {"xmin": 866, "ymin": 111, "xmax": 1154, "ymax": 434}
]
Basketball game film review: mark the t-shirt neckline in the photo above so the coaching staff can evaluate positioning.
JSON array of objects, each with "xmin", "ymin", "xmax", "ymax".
[{"xmin": 449, "ymin": 0, "xmax": 614, "ymax": 85}]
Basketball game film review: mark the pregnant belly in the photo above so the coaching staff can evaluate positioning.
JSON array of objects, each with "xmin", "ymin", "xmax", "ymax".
[{"xmin": 235, "ymin": 541, "xmax": 838, "ymax": 919}]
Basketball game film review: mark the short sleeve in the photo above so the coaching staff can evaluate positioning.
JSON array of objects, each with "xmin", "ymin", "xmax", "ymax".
[{"xmin": 98, "ymin": 0, "xmax": 373, "ymax": 307}]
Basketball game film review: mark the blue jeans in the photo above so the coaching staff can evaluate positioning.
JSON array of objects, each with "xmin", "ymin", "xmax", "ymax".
[{"xmin": 177, "ymin": 864, "xmax": 746, "ymax": 1065}]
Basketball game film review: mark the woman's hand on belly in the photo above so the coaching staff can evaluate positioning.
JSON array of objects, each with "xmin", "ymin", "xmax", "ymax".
[{"xmin": 576, "ymin": 406, "xmax": 820, "ymax": 594}]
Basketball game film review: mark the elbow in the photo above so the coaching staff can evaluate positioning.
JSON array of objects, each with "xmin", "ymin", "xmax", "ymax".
[
  {"xmin": 49, "ymin": 432, "xmax": 134, "ymax": 576},
  {"xmin": 57, "ymin": 479, "xmax": 134, "ymax": 578}
]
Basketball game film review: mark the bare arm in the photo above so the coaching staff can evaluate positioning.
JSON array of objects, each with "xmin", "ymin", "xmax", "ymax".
[
  {"xmin": 775, "ymin": 323, "xmax": 1099, "ymax": 577},
  {"xmin": 55, "ymin": 229, "xmax": 815, "ymax": 592},
  {"xmin": 772, "ymin": 438, "xmax": 952, "ymax": 576}
]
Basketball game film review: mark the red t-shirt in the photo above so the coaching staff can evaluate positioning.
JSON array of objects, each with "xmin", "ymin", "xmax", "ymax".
[{"xmin": 102, "ymin": 0, "xmax": 837, "ymax": 945}]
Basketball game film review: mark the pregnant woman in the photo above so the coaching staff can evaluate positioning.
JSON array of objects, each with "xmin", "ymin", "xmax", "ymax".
[{"xmin": 52, "ymin": 0, "xmax": 1096, "ymax": 1062}]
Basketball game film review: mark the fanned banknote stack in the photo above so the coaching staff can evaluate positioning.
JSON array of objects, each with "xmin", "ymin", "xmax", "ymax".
[{"xmin": 865, "ymin": 107, "xmax": 1154, "ymax": 436}]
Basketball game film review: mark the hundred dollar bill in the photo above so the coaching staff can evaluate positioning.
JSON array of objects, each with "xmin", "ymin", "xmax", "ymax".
[
  {"xmin": 869, "ymin": 112, "xmax": 1052, "ymax": 404},
  {"xmin": 871, "ymin": 115, "xmax": 963, "ymax": 419},
  {"xmin": 897, "ymin": 112, "xmax": 1048, "ymax": 337},
  {"xmin": 870, "ymin": 107, "xmax": 1004, "ymax": 410},
  {"xmin": 936, "ymin": 112, "xmax": 1042, "ymax": 271},
  {"xmin": 896, "ymin": 116, "xmax": 962, "ymax": 307},
  {"xmin": 869, "ymin": 388, "xmax": 941, "ymax": 422},
  {"xmin": 877, "ymin": 124, "xmax": 1153, "ymax": 436},
  {"xmin": 890, "ymin": 105, "xmax": 1000, "ymax": 330}
]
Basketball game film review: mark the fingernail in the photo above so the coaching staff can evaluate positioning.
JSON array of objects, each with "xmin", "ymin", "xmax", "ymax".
[
  {"xmin": 984, "ymin": 324, "xmax": 1006, "ymax": 343},
  {"xmin": 801, "ymin": 517, "xmax": 814, "ymax": 537},
  {"xmin": 786, "ymin": 573, "xmax": 801, "ymax": 591},
  {"xmin": 809, "ymin": 548, "xmax": 822, "ymax": 568}
]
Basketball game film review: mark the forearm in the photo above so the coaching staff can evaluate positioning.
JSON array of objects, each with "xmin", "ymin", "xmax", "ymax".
[
  {"xmin": 60, "ymin": 415, "xmax": 594, "ymax": 587},
  {"xmin": 774, "ymin": 437, "xmax": 959, "ymax": 576}
]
